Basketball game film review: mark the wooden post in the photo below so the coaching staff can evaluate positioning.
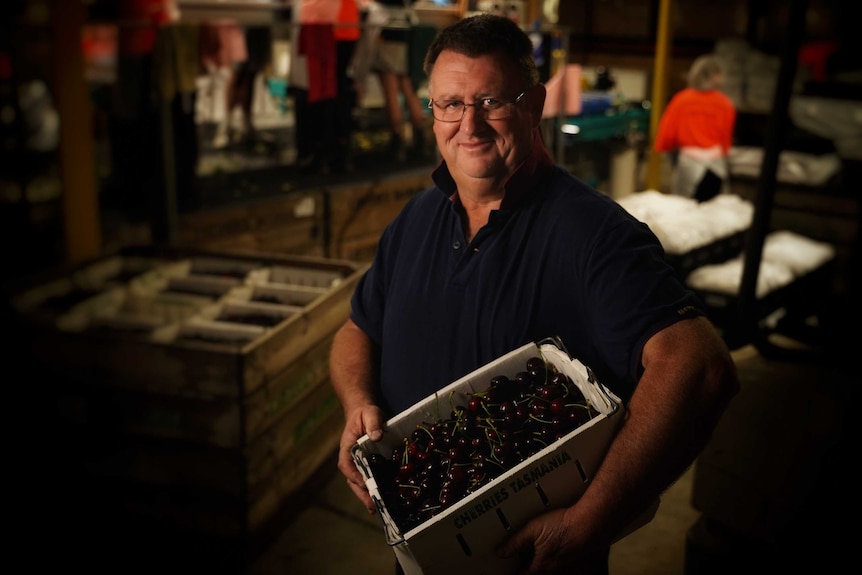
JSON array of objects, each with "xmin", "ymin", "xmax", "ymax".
[
  {"xmin": 737, "ymin": 0, "xmax": 809, "ymax": 349},
  {"xmin": 525, "ymin": 0, "xmax": 541, "ymax": 24},
  {"xmin": 645, "ymin": 0, "xmax": 673, "ymax": 191},
  {"xmin": 50, "ymin": 0, "xmax": 101, "ymax": 264}
]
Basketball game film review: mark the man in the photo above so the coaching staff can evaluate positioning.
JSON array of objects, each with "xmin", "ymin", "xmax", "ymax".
[{"xmin": 330, "ymin": 14, "xmax": 739, "ymax": 575}]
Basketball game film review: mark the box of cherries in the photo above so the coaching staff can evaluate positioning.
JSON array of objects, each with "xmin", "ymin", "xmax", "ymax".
[{"xmin": 351, "ymin": 338, "xmax": 651, "ymax": 575}]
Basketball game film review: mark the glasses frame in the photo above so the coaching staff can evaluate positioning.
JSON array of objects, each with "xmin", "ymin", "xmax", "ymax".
[{"xmin": 427, "ymin": 90, "xmax": 529, "ymax": 123}]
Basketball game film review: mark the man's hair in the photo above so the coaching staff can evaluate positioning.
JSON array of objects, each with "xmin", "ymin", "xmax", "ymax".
[
  {"xmin": 423, "ymin": 13, "xmax": 540, "ymax": 88},
  {"xmin": 687, "ymin": 55, "xmax": 725, "ymax": 91}
]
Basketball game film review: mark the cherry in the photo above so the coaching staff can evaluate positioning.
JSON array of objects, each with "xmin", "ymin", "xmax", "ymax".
[
  {"xmin": 419, "ymin": 459, "xmax": 440, "ymax": 478},
  {"xmin": 490, "ymin": 375, "xmax": 516, "ymax": 399},
  {"xmin": 448, "ymin": 446, "xmax": 467, "ymax": 462},
  {"xmin": 566, "ymin": 405, "xmax": 593, "ymax": 429},
  {"xmin": 550, "ymin": 397, "xmax": 567, "ymax": 414},
  {"xmin": 446, "ymin": 466, "xmax": 467, "ymax": 485},
  {"xmin": 539, "ymin": 383, "xmax": 563, "ymax": 400},
  {"xmin": 399, "ymin": 461, "xmax": 416, "ymax": 478},
  {"xmin": 530, "ymin": 400, "xmax": 549, "ymax": 418},
  {"xmin": 567, "ymin": 384, "xmax": 587, "ymax": 403},
  {"xmin": 439, "ymin": 483, "xmax": 465, "ymax": 508},
  {"xmin": 492, "ymin": 442, "xmax": 512, "ymax": 461},
  {"xmin": 526, "ymin": 356, "xmax": 547, "ymax": 383},
  {"xmin": 549, "ymin": 371, "xmax": 568, "ymax": 387}
]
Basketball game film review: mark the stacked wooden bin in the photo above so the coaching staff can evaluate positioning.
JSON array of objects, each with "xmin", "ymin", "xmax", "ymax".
[
  {"xmin": 7, "ymin": 245, "xmax": 368, "ymax": 568},
  {"xmin": 174, "ymin": 169, "xmax": 433, "ymax": 263}
]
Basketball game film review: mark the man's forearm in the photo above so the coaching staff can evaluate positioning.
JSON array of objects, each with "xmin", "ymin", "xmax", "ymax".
[
  {"xmin": 561, "ymin": 318, "xmax": 739, "ymax": 545},
  {"xmin": 330, "ymin": 319, "xmax": 379, "ymax": 415}
]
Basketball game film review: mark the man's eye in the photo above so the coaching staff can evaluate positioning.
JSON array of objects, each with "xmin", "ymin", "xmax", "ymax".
[
  {"xmin": 444, "ymin": 101, "xmax": 464, "ymax": 110},
  {"xmin": 481, "ymin": 98, "xmax": 504, "ymax": 109}
]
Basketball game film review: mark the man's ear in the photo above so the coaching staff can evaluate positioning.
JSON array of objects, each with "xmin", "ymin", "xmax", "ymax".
[{"xmin": 530, "ymin": 83, "xmax": 547, "ymax": 127}]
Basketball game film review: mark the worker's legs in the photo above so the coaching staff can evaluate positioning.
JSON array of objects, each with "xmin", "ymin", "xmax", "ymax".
[
  {"xmin": 231, "ymin": 63, "xmax": 257, "ymax": 142},
  {"xmin": 213, "ymin": 66, "xmax": 234, "ymax": 149},
  {"xmin": 398, "ymin": 74, "xmax": 429, "ymax": 156},
  {"xmin": 379, "ymin": 71, "xmax": 404, "ymax": 140}
]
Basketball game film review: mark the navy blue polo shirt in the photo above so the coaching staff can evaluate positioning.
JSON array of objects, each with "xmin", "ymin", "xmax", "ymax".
[{"xmin": 350, "ymin": 138, "xmax": 703, "ymax": 416}]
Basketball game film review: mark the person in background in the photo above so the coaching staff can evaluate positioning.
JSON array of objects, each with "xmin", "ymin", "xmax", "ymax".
[
  {"xmin": 330, "ymin": 14, "xmax": 739, "ymax": 575},
  {"xmin": 359, "ymin": 0, "xmax": 428, "ymax": 161},
  {"xmin": 331, "ymin": 0, "xmax": 362, "ymax": 172},
  {"xmin": 229, "ymin": 25, "xmax": 273, "ymax": 148},
  {"xmin": 111, "ymin": 0, "xmax": 181, "ymax": 219},
  {"xmin": 199, "ymin": 18, "xmax": 249, "ymax": 149},
  {"xmin": 653, "ymin": 54, "xmax": 737, "ymax": 201},
  {"xmin": 291, "ymin": 0, "xmax": 360, "ymax": 174}
]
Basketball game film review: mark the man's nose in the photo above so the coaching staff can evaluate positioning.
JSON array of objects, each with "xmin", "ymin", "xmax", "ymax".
[{"xmin": 460, "ymin": 104, "xmax": 484, "ymax": 131}]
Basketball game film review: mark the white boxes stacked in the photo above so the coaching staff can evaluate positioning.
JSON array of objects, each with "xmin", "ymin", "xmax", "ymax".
[{"xmin": 617, "ymin": 190, "xmax": 754, "ymax": 276}]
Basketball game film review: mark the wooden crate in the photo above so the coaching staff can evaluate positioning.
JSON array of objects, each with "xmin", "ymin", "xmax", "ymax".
[
  {"xmin": 169, "ymin": 168, "xmax": 430, "ymax": 262},
  {"xmin": 52, "ymin": 332, "xmax": 335, "ymax": 449},
  {"xmin": 12, "ymin": 246, "xmax": 367, "ymax": 399},
  {"xmin": 57, "ymin": 378, "xmax": 343, "ymax": 540},
  {"xmin": 5, "ymin": 246, "xmax": 365, "ymax": 554},
  {"xmin": 335, "ymin": 234, "xmax": 387, "ymax": 264},
  {"xmin": 327, "ymin": 168, "xmax": 430, "ymax": 261},
  {"xmin": 177, "ymin": 190, "xmax": 326, "ymax": 257}
]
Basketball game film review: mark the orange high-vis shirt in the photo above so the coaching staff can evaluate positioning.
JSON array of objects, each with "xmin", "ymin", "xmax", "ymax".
[
  {"xmin": 119, "ymin": 0, "xmax": 178, "ymax": 56},
  {"xmin": 335, "ymin": 0, "xmax": 361, "ymax": 41},
  {"xmin": 297, "ymin": 0, "xmax": 360, "ymax": 40},
  {"xmin": 653, "ymin": 88, "xmax": 736, "ymax": 154}
]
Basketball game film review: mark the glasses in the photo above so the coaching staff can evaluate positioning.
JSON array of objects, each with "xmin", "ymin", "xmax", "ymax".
[{"xmin": 428, "ymin": 90, "xmax": 528, "ymax": 122}]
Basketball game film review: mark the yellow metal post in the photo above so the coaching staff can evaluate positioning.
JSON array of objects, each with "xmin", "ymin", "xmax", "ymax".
[
  {"xmin": 646, "ymin": 0, "xmax": 673, "ymax": 191},
  {"xmin": 526, "ymin": 0, "xmax": 541, "ymax": 24},
  {"xmin": 51, "ymin": 0, "xmax": 101, "ymax": 265}
]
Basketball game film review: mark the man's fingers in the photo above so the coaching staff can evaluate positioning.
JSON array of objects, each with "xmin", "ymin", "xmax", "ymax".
[
  {"xmin": 347, "ymin": 477, "xmax": 375, "ymax": 513},
  {"xmin": 362, "ymin": 408, "xmax": 385, "ymax": 442}
]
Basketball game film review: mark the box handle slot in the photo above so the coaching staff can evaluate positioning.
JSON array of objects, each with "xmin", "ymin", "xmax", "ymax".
[
  {"xmin": 495, "ymin": 507, "xmax": 511, "ymax": 530},
  {"xmin": 535, "ymin": 482, "xmax": 550, "ymax": 506},
  {"xmin": 575, "ymin": 459, "xmax": 588, "ymax": 482},
  {"xmin": 456, "ymin": 533, "xmax": 472, "ymax": 556}
]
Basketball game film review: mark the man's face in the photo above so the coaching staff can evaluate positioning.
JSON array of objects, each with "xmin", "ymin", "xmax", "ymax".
[{"xmin": 428, "ymin": 50, "xmax": 543, "ymax": 187}]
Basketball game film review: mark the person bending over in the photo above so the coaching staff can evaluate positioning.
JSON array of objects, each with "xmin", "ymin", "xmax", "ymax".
[{"xmin": 654, "ymin": 54, "xmax": 737, "ymax": 201}]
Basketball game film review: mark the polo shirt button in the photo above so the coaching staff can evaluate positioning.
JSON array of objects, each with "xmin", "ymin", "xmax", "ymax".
[{"xmin": 453, "ymin": 241, "xmax": 461, "ymax": 249}]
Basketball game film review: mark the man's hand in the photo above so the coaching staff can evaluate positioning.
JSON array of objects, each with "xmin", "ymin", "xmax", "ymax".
[
  {"xmin": 337, "ymin": 404, "xmax": 386, "ymax": 514},
  {"xmin": 497, "ymin": 508, "xmax": 609, "ymax": 575}
]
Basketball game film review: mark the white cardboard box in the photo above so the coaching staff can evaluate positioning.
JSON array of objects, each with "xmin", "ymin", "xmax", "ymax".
[{"xmin": 352, "ymin": 339, "xmax": 656, "ymax": 575}]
